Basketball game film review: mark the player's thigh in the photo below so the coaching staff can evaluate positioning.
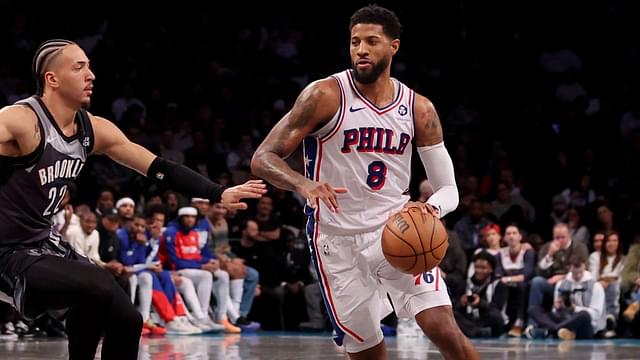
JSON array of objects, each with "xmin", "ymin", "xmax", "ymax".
[
  {"xmin": 24, "ymin": 255, "xmax": 115, "ymax": 309},
  {"xmin": 312, "ymin": 233, "xmax": 383, "ymax": 353},
  {"xmin": 378, "ymin": 259, "xmax": 450, "ymax": 318}
]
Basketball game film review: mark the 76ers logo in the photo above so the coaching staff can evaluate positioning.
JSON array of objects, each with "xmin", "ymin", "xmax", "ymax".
[
  {"xmin": 415, "ymin": 271, "xmax": 434, "ymax": 285},
  {"xmin": 398, "ymin": 105, "xmax": 408, "ymax": 116}
]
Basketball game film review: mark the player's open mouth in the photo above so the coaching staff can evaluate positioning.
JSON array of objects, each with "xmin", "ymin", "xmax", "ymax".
[{"xmin": 357, "ymin": 59, "xmax": 372, "ymax": 70}]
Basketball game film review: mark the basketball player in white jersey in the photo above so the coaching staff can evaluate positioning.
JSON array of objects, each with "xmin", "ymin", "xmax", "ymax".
[
  {"xmin": 252, "ymin": 5, "xmax": 478, "ymax": 360},
  {"xmin": 0, "ymin": 39, "xmax": 265, "ymax": 359}
]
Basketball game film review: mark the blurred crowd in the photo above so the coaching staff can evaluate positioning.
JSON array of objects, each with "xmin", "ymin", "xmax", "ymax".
[{"xmin": 1, "ymin": 1, "xmax": 639, "ymax": 341}]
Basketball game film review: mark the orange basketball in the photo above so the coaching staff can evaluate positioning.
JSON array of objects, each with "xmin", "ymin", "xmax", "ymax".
[{"xmin": 381, "ymin": 207, "xmax": 449, "ymax": 274}]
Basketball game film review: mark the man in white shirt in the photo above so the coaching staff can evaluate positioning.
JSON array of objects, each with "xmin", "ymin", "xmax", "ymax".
[
  {"xmin": 527, "ymin": 254, "xmax": 606, "ymax": 340},
  {"xmin": 66, "ymin": 211, "xmax": 100, "ymax": 263}
]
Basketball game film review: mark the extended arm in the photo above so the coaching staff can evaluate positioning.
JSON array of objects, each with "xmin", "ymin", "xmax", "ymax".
[
  {"xmin": 251, "ymin": 78, "xmax": 347, "ymax": 212},
  {"xmin": 91, "ymin": 115, "xmax": 265, "ymax": 209}
]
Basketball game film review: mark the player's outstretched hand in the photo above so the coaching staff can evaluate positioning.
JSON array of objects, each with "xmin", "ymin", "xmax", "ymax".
[
  {"xmin": 402, "ymin": 201, "xmax": 439, "ymax": 217},
  {"xmin": 299, "ymin": 180, "xmax": 347, "ymax": 213},
  {"xmin": 221, "ymin": 179, "xmax": 267, "ymax": 210}
]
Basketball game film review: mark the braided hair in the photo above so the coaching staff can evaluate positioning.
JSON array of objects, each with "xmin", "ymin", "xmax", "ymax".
[{"xmin": 32, "ymin": 39, "xmax": 75, "ymax": 96}]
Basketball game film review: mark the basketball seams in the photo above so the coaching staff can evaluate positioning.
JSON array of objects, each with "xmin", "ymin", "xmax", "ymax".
[
  {"xmin": 407, "ymin": 209, "xmax": 428, "ymax": 272},
  {"xmin": 382, "ymin": 208, "xmax": 448, "ymax": 274},
  {"xmin": 384, "ymin": 239, "xmax": 448, "ymax": 258},
  {"xmin": 382, "ymin": 227, "xmax": 418, "ymax": 271},
  {"xmin": 383, "ymin": 226, "xmax": 418, "ymax": 256}
]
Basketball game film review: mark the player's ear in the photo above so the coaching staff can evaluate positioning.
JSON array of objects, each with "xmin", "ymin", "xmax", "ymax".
[
  {"xmin": 44, "ymin": 71, "xmax": 60, "ymax": 90},
  {"xmin": 390, "ymin": 39, "xmax": 400, "ymax": 55}
]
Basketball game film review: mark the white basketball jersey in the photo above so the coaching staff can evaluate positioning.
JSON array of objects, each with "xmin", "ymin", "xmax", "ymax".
[
  {"xmin": 303, "ymin": 70, "xmax": 415, "ymax": 235},
  {"xmin": 498, "ymin": 247, "xmax": 526, "ymax": 272}
]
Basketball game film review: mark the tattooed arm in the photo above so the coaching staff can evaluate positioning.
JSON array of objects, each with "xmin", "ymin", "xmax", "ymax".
[
  {"xmin": 0, "ymin": 105, "xmax": 40, "ymax": 156},
  {"xmin": 413, "ymin": 95, "xmax": 444, "ymax": 147},
  {"xmin": 251, "ymin": 78, "xmax": 347, "ymax": 212}
]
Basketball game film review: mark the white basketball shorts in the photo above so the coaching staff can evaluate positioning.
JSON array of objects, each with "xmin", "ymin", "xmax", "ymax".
[{"xmin": 306, "ymin": 220, "xmax": 451, "ymax": 353}]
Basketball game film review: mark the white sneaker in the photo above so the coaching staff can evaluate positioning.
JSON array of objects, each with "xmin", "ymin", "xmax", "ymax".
[
  {"xmin": 179, "ymin": 317, "xmax": 203, "ymax": 334},
  {"xmin": 165, "ymin": 319, "xmax": 200, "ymax": 335},
  {"xmin": 194, "ymin": 317, "xmax": 224, "ymax": 332}
]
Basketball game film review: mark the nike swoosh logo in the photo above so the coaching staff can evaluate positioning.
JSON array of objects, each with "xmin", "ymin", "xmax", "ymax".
[{"xmin": 349, "ymin": 106, "xmax": 365, "ymax": 112}]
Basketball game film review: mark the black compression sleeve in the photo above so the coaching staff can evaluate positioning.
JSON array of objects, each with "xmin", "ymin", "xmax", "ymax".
[{"xmin": 147, "ymin": 157, "xmax": 225, "ymax": 202}]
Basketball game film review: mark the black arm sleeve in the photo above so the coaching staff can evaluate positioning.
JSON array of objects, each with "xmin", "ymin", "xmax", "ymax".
[{"xmin": 147, "ymin": 157, "xmax": 225, "ymax": 202}]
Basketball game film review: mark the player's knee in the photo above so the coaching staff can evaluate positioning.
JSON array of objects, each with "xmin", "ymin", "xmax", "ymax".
[
  {"xmin": 425, "ymin": 323, "xmax": 462, "ymax": 346},
  {"xmin": 131, "ymin": 308, "xmax": 143, "ymax": 331},
  {"xmin": 111, "ymin": 294, "xmax": 143, "ymax": 332}
]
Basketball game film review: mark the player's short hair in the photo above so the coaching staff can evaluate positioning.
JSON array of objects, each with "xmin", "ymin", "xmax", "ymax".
[
  {"xmin": 349, "ymin": 5, "xmax": 402, "ymax": 40},
  {"xmin": 32, "ymin": 39, "xmax": 76, "ymax": 96}
]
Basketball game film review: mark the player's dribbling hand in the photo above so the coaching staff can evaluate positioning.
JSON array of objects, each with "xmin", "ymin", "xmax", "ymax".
[
  {"xmin": 221, "ymin": 179, "xmax": 267, "ymax": 210},
  {"xmin": 299, "ymin": 180, "xmax": 347, "ymax": 213},
  {"xmin": 402, "ymin": 201, "xmax": 439, "ymax": 217}
]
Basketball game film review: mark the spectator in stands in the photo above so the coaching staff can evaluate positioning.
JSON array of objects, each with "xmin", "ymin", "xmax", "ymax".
[
  {"xmin": 468, "ymin": 223, "xmax": 503, "ymax": 278},
  {"xmin": 591, "ymin": 231, "xmax": 605, "ymax": 253},
  {"xmin": 96, "ymin": 208, "xmax": 131, "ymax": 298},
  {"xmin": 589, "ymin": 231, "xmax": 624, "ymax": 337},
  {"xmin": 115, "ymin": 197, "xmax": 135, "ymax": 226},
  {"xmin": 163, "ymin": 190, "xmax": 180, "ymax": 221},
  {"xmin": 226, "ymin": 134, "xmax": 254, "ymax": 184},
  {"xmin": 117, "ymin": 213, "xmax": 198, "ymax": 335},
  {"xmin": 66, "ymin": 211, "xmax": 100, "ymax": 260},
  {"xmin": 282, "ymin": 229, "xmax": 313, "ymax": 330},
  {"xmin": 528, "ymin": 223, "xmax": 589, "ymax": 325},
  {"xmin": 439, "ymin": 218, "xmax": 468, "ymax": 300},
  {"xmin": 253, "ymin": 195, "xmax": 281, "ymax": 242},
  {"xmin": 527, "ymin": 255, "xmax": 606, "ymax": 340},
  {"xmin": 191, "ymin": 198, "xmax": 260, "ymax": 331},
  {"xmin": 561, "ymin": 175, "xmax": 596, "ymax": 209},
  {"xmin": 549, "ymin": 194, "xmax": 569, "ymax": 226},
  {"xmin": 148, "ymin": 207, "xmax": 220, "ymax": 333},
  {"xmin": 95, "ymin": 188, "xmax": 115, "ymax": 217},
  {"xmin": 164, "ymin": 207, "xmax": 241, "ymax": 333},
  {"xmin": 454, "ymin": 251, "xmax": 507, "ymax": 338},
  {"xmin": 621, "ymin": 239, "xmax": 640, "ymax": 328},
  {"xmin": 455, "ymin": 199, "xmax": 491, "ymax": 259},
  {"xmin": 497, "ymin": 224, "xmax": 536, "ymax": 337},
  {"xmin": 490, "ymin": 181, "xmax": 536, "ymax": 226},
  {"xmin": 567, "ymin": 207, "xmax": 590, "ymax": 247},
  {"xmin": 596, "ymin": 205, "xmax": 615, "ymax": 234},
  {"xmin": 232, "ymin": 220, "xmax": 288, "ymax": 330}
]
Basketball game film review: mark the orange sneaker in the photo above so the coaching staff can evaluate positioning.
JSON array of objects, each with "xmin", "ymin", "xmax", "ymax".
[
  {"xmin": 144, "ymin": 320, "xmax": 167, "ymax": 336},
  {"xmin": 218, "ymin": 317, "xmax": 241, "ymax": 334}
]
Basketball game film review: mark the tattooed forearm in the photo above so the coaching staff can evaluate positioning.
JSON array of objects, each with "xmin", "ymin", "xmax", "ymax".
[{"xmin": 252, "ymin": 81, "xmax": 332, "ymax": 192}]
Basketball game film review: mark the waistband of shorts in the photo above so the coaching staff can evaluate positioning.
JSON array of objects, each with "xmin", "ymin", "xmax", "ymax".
[{"xmin": 317, "ymin": 222, "xmax": 385, "ymax": 236}]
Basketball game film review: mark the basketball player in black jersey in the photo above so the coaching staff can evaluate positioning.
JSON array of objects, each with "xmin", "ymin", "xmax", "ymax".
[{"xmin": 0, "ymin": 39, "xmax": 266, "ymax": 359}]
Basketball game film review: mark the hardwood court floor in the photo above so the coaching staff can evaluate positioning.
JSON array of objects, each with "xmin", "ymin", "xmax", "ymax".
[{"xmin": 1, "ymin": 332, "xmax": 639, "ymax": 359}]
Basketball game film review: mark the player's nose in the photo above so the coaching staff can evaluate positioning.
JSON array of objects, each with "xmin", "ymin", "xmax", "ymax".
[{"xmin": 356, "ymin": 43, "xmax": 369, "ymax": 56}]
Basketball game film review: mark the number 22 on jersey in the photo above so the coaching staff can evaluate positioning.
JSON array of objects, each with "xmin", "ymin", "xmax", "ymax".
[{"xmin": 43, "ymin": 185, "xmax": 68, "ymax": 216}]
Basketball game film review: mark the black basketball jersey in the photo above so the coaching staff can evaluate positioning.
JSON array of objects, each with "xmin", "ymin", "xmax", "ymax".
[{"xmin": 0, "ymin": 96, "xmax": 94, "ymax": 246}]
